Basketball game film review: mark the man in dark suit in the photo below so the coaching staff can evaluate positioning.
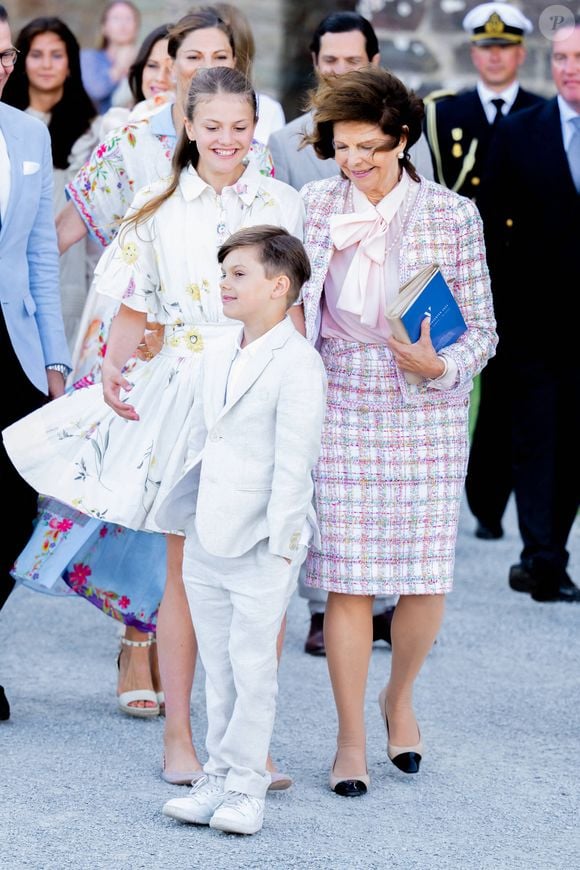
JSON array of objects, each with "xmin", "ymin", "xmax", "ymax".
[
  {"xmin": 0, "ymin": 5, "xmax": 72, "ymax": 718},
  {"xmin": 424, "ymin": 2, "xmax": 544, "ymax": 542},
  {"xmin": 479, "ymin": 19, "xmax": 580, "ymax": 602}
]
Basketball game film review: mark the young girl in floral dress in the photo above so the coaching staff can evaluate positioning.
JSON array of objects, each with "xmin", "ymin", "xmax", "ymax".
[
  {"xmin": 8, "ymin": 9, "xmax": 278, "ymax": 779},
  {"xmin": 4, "ymin": 66, "xmax": 303, "ymax": 784}
]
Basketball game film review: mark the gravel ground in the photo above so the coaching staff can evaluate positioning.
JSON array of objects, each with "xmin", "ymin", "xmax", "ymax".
[{"xmin": 1, "ymin": 497, "xmax": 579, "ymax": 870}]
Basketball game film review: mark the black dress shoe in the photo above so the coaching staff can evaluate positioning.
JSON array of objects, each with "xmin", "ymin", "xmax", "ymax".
[
  {"xmin": 304, "ymin": 612, "xmax": 325, "ymax": 656},
  {"xmin": 509, "ymin": 562, "xmax": 536, "ymax": 593},
  {"xmin": 532, "ymin": 571, "xmax": 580, "ymax": 603},
  {"xmin": 372, "ymin": 607, "xmax": 394, "ymax": 646},
  {"xmin": 0, "ymin": 686, "xmax": 10, "ymax": 721},
  {"xmin": 509, "ymin": 563, "xmax": 580, "ymax": 602},
  {"xmin": 475, "ymin": 522, "xmax": 503, "ymax": 540}
]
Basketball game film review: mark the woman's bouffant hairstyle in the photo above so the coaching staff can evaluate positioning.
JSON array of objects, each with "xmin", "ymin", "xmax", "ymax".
[
  {"xmin": 128, "ymin": 23, "xmax": 172, "ymax": 103},
  {"xmin": 121, "ymin": 66, "xmax": 256, "ymax": 236},
  {"xmin": 166, "ymin": 8, "xmax": 235, "ymax": 61},
  {"xmin": 218, "ymin": 226, "xmax": 311, "ymax": 306},
  {"xmin": 2, "ymin": 17, "xmax": 95, "ymax": 169},
  {"xmin": 303, "ymin": 67, "xmax": 425, "ymax": 183}
]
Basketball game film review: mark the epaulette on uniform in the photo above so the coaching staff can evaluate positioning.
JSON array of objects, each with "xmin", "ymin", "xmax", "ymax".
[
  {"xmin": 424, "ymin": 89, "xmax": 478, "ymax": 193},
  {"xmin": 423, "ymin": 89, "xmax": 456, "ymax": 104}
]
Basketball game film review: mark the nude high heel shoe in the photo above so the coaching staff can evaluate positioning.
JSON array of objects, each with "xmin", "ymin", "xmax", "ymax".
[
  {"xmin": 378, "ymin": 688, "xmax": 423, "ymax": 774},
  {"xmin": 329, "ymin": 753, "xmax": 370, "ymax": 797}
]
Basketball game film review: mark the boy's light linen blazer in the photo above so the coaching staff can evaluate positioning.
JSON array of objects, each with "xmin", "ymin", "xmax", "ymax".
[
  {"xmin": 156, "ymin": 316, "xmax": 327, "ymax": 561},
  {"xmin": 300, "ymin": 175, "xmax": 498, "ymax": 405},
  {"xmin": 0, "ymin": 103, "xmax": 71, "ymax": 393}
]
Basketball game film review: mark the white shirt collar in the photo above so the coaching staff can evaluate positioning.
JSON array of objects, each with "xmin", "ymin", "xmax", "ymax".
[
  {"xmin": 558, "ymin": 94, "xmax": 580, "ymax": 123},
  {"xmin": 477, "ymin": 80, "xmax": 519, "ymax": 113},
  {"xmin": 233, "ymin": 316, "xmax": 288, "ymax": 358},
  {"xmin": 179, "ymin": 161, "xmax": 262, "ymax": 205}
]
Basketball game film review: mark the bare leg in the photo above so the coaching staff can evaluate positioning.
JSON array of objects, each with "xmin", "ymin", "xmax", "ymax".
[
  {"xmin": 275, "ymin": 613, "xmax": 287, "ymax": 661},
  {"xmin": 156, "ymin": 534, "xmax": 201, "ymax": 772},
  {"xmin": 117, "ymin": 626, "xmax": 157, "ymax": 709},
  {"xmin": 324, "ymin": 593, "xmax": 374, "ymax": 778},
  {"xmin": 384, "ymin": 594, "xmax": 445, "ymax": 746}
]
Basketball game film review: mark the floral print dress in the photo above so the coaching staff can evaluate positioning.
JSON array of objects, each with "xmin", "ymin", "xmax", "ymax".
[
  {"xmin": 4, "ymin": 163, "xmax": 304, "ymax": 540},
  {"xmin": 7, "ymin": 115, "xmax": 279, "ymax": 631},
  {"xmin": 67, "ymin": 101, "xmax": 274, "ymax": 386}
]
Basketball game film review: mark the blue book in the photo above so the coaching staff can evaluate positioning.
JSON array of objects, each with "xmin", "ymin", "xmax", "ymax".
[{"xmin": 385, "ymin": 265, "xmax": 467, "ymax": 384}]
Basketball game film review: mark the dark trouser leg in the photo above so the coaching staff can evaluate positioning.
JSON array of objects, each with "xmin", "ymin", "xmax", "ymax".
[
  {"xmin": 512, "ymin": 359, "xmax": 579, "ymax": 576},
  {"xmin": 465, "ymin": 354, "xmax": 513, "ymax": 531},
  {"xmin": 0, "ymin": 314, "xmax": 46, "ymax": 610}
]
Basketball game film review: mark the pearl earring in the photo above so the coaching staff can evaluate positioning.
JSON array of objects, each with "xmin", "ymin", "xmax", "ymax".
[{"xmin": 397, "ymin": 151, "xmax": 405, "ymax": 160}]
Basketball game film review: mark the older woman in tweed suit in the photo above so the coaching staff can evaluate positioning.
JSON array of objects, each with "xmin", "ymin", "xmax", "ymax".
[{"xmin": 299, "ymin": 67, "xmax": 497, "ymax": 796}]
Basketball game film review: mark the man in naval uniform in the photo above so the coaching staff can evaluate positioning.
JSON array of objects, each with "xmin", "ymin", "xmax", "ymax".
[
  {"xmin": 424, "ymin": 2, "xmax": 544, "ymax": 542},
  {"xmin": 425, "ymin": 2, "xmax": 542, "ymax": 201}
]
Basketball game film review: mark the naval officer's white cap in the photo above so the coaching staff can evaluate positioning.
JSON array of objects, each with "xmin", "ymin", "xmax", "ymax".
[{"xmin": 463, "ymin": 3, "xmax": 533, "ymax": 45}]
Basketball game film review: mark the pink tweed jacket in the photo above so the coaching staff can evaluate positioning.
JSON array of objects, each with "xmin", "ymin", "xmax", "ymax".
[{"xmin": 300, "ymin": 174, "xmax": 498, "ymax": 405}]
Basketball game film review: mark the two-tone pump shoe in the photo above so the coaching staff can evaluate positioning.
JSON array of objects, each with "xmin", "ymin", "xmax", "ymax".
[
  {"xmin": 329, "ymin": 753, "xmax": 370, "ymax": 797},
  {"xmin": 378, "ymin": 688, "xmax": 423, "ymax": 774}
]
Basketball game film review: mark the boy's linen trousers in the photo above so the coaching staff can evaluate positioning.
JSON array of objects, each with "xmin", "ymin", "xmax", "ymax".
[{"xmin": 183, "ymin": 525, "xmax": 305, "ymax": 799}]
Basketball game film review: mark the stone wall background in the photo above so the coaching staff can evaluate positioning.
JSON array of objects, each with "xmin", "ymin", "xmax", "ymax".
[{"xmin": 6, "ymin": 0, "xmax": 580, "ymax": 120}]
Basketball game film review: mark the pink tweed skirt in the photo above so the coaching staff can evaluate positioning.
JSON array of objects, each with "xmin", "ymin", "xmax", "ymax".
[{"xmin": 305, "ymin": 339, "xmax": 470, "ymax": 596}]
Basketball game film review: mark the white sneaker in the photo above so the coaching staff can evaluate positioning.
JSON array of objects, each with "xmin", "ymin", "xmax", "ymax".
[
  {"xmin": 162, "ymin": 775, "xmax": 224, "ymax": 825},
  {"xmin": 209, "ymin": 791, "xmax": 265, "ymax": 835}
]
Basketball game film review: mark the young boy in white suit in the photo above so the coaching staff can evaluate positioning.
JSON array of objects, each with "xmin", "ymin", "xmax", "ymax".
[{"xmin": 158, "ymin": 226, "xmax": 327, "ymax": 835}]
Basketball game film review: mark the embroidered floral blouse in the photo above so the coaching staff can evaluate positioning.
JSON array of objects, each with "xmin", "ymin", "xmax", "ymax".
[
  {"xmin": 94, "ymin": 162, "xmax": 304, "ymax": 338},
  {"xmin": 66, "ymin": 102, "xmax": 274, "ymax": 247}
]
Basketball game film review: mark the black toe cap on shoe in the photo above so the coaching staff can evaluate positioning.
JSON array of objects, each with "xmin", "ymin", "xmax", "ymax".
[
  {"xmin": 391, "ymin": 752, "xmax": 421, "ymax": 774},
  {"xmin": 332, "ymin": 779, "xmax": 368, "ymax": 797}
]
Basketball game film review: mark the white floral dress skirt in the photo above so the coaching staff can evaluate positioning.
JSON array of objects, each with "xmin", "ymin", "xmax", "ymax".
[{"xmin": 4, "ymin": 320, "xmax": 235, "ymax": 533}]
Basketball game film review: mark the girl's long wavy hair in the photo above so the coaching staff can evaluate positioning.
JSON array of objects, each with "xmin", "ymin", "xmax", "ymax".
[
  {"xmin": 2, "ymin": 17, "xmax": 95, "ymax": 169},
  {"xmin": 120, "ymin": 66, "xmax": 257, "ymax": 239}
]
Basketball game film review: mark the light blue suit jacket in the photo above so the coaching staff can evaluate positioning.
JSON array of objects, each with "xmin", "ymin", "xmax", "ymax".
[{"xmin": 0, "ymin": 103, "xmax": 71, "ymax": 394}]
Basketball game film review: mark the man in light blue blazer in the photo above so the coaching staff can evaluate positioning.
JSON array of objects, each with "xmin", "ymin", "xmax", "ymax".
[{"xmin": 0, "ymin": 4, "xmax": 71, "ymax": 638}]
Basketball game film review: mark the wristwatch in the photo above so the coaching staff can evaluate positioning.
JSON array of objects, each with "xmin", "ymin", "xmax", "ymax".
[{"xmin": 46, "ymin": 363, "xmax": 71, "ymax": 378}]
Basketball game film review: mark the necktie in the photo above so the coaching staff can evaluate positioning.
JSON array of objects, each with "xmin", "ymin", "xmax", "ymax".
[
  {"xmin": 568, "ymin": 116, "xmax": 580, "ymax": 194},
  {"xmin": 491, "ymin": 98, "xmax": 505, "ymax": 129}
]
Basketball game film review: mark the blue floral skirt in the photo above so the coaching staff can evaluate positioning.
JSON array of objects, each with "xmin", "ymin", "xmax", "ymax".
[{"xmin": 12, "ymin": 497, "xmax": 166, "ymax": 633}]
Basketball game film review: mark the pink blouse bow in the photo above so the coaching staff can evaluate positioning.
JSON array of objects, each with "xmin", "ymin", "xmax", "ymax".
[
  {"xmin": 328, "ymin": 174, "xmax": 409, "ymax": 328},
  {"xmin": 329, "ymin": 211, "xmax": 388, "ymax": 327}
]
